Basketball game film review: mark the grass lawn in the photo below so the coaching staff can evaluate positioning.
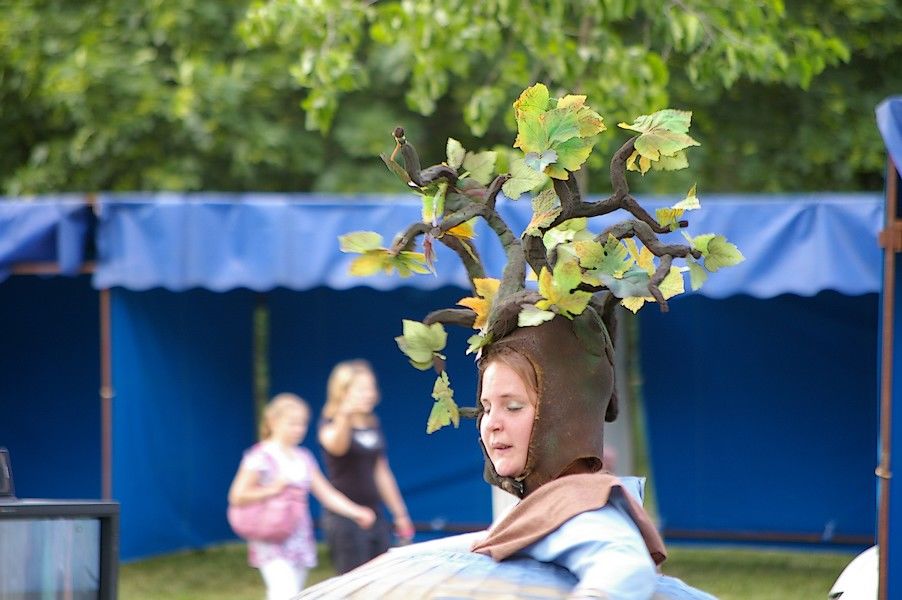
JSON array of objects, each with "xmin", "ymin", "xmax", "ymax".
[{"xmin": 119, "ymin": 541, "xmax": 856, "ymax": 599}]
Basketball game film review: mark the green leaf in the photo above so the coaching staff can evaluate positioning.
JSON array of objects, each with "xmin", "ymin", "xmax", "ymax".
[
  {"xmin": 703, "ymin": 235, "xmax": 745, "ymax": 272},
  {"xmin": 536, "ymin": 262, "xmax": 592, "ymax": 318},
  {"xmin": 392, "ymin": 251, "xmax": 432, "ymax": 276},
  {"xmin": 552, "ymin": 136, "xmax": 594, "ymax": 172},
  {"xmin": 655, "ymin": 207, "xmax": 685, "ymax": 231},
  {"xmin": 513, "ymin": 111, "xmax": 548, "ymax": 153},
  {"xmin": 380, "ymin": 153, "xmax": 414, "ymax": 187},
  {"xmin": 395, "ymin": 319, "xmax": 447, "ymax": 370},
  {"xmin": 349, "ymin": 252, "xmax": 388, "ymax": 276},
  {"xmin": 427, "ymin": 371, "xmax": 459, "ymax": 433},
  {"xmin": 502, "ymin": 156, "xmax": 548, "ymax": 199},
  {"xmin": 673, "ymin": 184, "xmax": 700, "ymax": 210},
  {"xmin": 543, "ymin": 108, "xmax": 581, "ymax": 145},
  {"xmin": 541, "ymin": 217, "xmax": 589, "ymax": 251},
  {"xmin": 653, "ymin": 151, "xmax": 689, "ymax": 171},
  {"xmin": 518, "ymin": 303, "xmax": 556, "ymax": 327},
  {"xmin": 466, "ymin": 332, "xmax": 492, "ymax": 355},
  {"xmin": 524, "ymin": 188, "xmax": 562, "ymax": 236},
  {"xmin": 446, "ymin": 138, "xmax": 465, "ymax": 170},
  {"xmin": 524, "ymin": 150, "xmax": 558, "ymax": 173},
  {"xmin": 462, "ymin": 150, "xmax": 496, "ymax": 185},
  {"xmin": 599, "ymin": 268, "xmax": 652, "ymax": 299},
  {"xmin": 513, "ymin": 83, "xmax": 551, "ymax": 118},
  {"xmin": 688, "ymin": 259, "xmax": 708, "ymax": 291},
  {"xmin": 580, "ymin": 234, "xmax": 633, "ymax": 277},
  {"xmin": 683, "ymin": 231, "xmax": 716, "ymax": 254},
  {"xmin": 618, "ymin": 109, "xmax": 700, "ymax": 162},
  {"xmin": 339, "ymin": 231, "xmax": 384, "ymax": 253}
]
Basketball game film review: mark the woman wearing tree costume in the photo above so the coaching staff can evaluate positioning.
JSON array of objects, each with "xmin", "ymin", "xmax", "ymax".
[{"xmin": 298, "ymin": 84, "xmax": 741, "ymax": 599}]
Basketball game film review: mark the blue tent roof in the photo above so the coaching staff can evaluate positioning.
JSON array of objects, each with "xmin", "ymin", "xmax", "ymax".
[
  {"xmin": 0, "ymin": 197, "xmax": 92, "ymax": 280},
  {"xmin": 1, "ymin": 193, "xmax": 883, "ymax": 299},
  {"xmin": 91, "ymin": 193, "xmax": 882, "ymax": 298}
]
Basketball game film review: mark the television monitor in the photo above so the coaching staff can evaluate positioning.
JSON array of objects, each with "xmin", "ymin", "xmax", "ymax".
[{"xmin": 0, "ymin": 499, "xmax": 120, "ymax": 600}]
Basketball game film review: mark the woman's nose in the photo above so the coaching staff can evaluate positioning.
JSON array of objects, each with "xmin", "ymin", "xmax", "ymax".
[{"xmin": 484, "ymin": 411, "xmax": 501, "ymax": 431}]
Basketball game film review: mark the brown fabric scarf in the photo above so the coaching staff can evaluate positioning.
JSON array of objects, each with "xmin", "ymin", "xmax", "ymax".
[{"xmin": 470, "ymin": 471, "xmax": 667, "ymax": 566}]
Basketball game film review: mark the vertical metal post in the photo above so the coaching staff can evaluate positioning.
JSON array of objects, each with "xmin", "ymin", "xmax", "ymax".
[
  {"xmin": 100, "ymin": 288, "xmax": 113, "ymax": 500},
  {"xmin": 878, "ymin": 157, "xmax": 899, "ymax": 600}
]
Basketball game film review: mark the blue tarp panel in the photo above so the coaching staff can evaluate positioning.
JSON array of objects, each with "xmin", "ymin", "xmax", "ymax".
[
  {"xmin": 0, "ymin": 275, "xmax": 100, "ymax": 499},
  {"xmin": 268, "ymin": 286, "xmax": 490, "ymax": 529},
  {"xmin": 0, "ymin": 193, "xmax": 886, "ymax": 560},
  {"xmin": 93, "ymin": 194, "xmax": 882, "ymax": 299},
  {"xmin": 641, "ymin": 291, "xmax": 878, "ymax": 544},
  {"xmin": 110, "ymin": 288, "xmax": 255, "ymax": 559},
  {"xmin": 0, "ymin": 198, "xmax": 92, "ymax": 281},
  {"xmin": 877, "ymin": 96, "xmax": 902, "ymax": 172}
]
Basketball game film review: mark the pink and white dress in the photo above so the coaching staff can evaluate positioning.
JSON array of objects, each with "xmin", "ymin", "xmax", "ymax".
[{"xmin": 239, "ymin": 441, "xmax": 318, "ymax": 569}]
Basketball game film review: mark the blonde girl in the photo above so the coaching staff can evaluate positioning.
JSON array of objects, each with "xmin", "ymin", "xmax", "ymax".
[{"xmin": 229, "ymin": 393, "xmax": 375, "ymax": 600}]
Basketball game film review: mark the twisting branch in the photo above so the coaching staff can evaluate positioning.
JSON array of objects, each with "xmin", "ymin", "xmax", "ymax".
[
  {"xmin": 424, "ymin": 307, "xmax": 477, "ymax": 328},
  {"xmin": 393, "ymin": 127, "xmax": 458, "ymax": 188},
  {"xmin": 599, "ymin": 220, "xmax": 702, "ymax": 259},
  {"xmin": 439, "ymin": 236, "xmax": 485, "ymax": 291},
  {"xmin": 390, "ymin": 222, "xmax": 430, "ymax": 254}
]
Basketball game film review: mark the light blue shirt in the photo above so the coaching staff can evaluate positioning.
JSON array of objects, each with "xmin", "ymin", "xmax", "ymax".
[{"xmin": 518, "ymin": 489, "xmax": 656, "ymax": 599}]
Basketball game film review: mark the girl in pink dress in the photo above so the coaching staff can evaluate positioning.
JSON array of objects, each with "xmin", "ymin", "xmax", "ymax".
[{"xmin": 228, "ymin": 393, "xmax": 375, "ymax": 600}]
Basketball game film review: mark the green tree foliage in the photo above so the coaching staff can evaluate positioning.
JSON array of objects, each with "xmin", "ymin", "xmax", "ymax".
[{"xmin": 0, "ymin": 0, "xmax": 897, "ymax": 195}]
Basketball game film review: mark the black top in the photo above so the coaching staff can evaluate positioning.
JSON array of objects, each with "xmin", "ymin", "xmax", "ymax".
[{"xmin": 320, "ymin": 417, "xmax": 385, "ymax": 510}]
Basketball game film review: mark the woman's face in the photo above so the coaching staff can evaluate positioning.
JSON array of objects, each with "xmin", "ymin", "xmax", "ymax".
[
  {"xmin": 273, "ymin": 404, "xmax": 310, "ymax": 446},
  {"xmin": 479, "ymin": 360, "xmax": 536, "ymax": 478},
  {"xmin": 345, "ymin": 370, "xmax": 379, "ymax": 413}
]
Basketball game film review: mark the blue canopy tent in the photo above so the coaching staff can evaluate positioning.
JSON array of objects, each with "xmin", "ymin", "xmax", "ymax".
[
  {"xmin": 876, "ymin": 95, "xmax": 902, "ymax": 599},
  {"xmin": 0, "ymin": 192, "xmax": 882, "ymax": 561}
]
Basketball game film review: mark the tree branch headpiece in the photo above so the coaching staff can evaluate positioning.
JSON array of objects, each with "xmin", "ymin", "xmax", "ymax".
[{"xmin": 339, "ymin": 84, "xmax": 744, "ymax": 434}]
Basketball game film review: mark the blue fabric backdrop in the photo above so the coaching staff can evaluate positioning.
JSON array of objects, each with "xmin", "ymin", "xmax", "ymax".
[
  {"xmin": 0, "ymin": 275, "xmax": 101, "ymax": 499},
  {"xmin": 641, "ymin": 291, "xmax": 878, "ymax": 543},
  {"xmin": 109, "ymin": 288, "xmax": 256, "ymax": 558},
  {"xmin": 0, "ymin": 193, "xmax": 885, "ymax": 559}
]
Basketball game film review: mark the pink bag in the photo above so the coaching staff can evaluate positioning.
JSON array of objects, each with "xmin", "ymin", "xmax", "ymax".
[{"xmin": 228, "ymin": 486, "xmax": 304, "ymax": 543}]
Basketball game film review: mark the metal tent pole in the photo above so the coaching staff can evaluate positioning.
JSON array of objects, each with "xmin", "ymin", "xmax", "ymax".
[
  {"xmin": 878, "ymin": 157, "xmax": 899, "ymax": 600},
  {"xmin": 100, "ymin": 288, "xmax": 113, "ymax": 501}
]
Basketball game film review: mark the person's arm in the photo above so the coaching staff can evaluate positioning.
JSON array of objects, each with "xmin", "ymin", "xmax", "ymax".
[
  {"xmin": 318, "ymin": 413, "xmax": 354, "ymax": 456},
  {"xmin": 522, "ymin": 504, "xmax": 656, "ymax": 600},
  {"xmin": 227, "ymin": 465, "xmax": 286, "ymax": 506},
  {"xmin": 373, "ymin": 455, "xmax": 414, "ymax": 539},
  {"xmin": 308, "ymin": 458, "xmax": 376, "ymax": 529}
]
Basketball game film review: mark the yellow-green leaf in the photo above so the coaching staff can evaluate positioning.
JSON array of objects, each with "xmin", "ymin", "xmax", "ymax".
[
  {"xmin": 446, "ymin": 138, "xmax": 465, "ymax": 170},
  {"xmin": 463, "ymin": 151, "xmax": 496, "ymax": 185},
  {"xmin": 624, "ymin": 239, "xmax": 655, "ymax": 275},
  {"xmin": 655, "ymin": 207, "xmax": 685, "ymax": 231},
  {"xmin": 688, "ymin": 260, "xmax": 708, "ymax": 291},
  {"xmin": 518, "ymin": 303, "xmax": 556, "ymax": 327},
  {"xmin": 502, "ymin": 156, "xmax": 548, "ymax": 199},
  {"xmin": 349, "ymin": 251, "xmax": 387, "ymax": 276},
  {"xmin": 659, "ymin": 266, "xmax": 686, "ymax": 299},
  {"xmin": 340, "ymin": 231, "xmax": 384, "ymax": 253},
  {"xmin": 457, "ymin": 277, "xmax": 500, "ymax": 330},
  {"xmin": 621, "ymin": 296, "xmax": 647, "ymax": 314},
  {"xmin": 525, "ymin": 188, "xmax": 562, "ymax": 236},
  {"xmin": 396, "ymin": 320, "xmax": 447, "ymax": 370},
  {"xmin": 513, "ymin": 83, "xmax": 551, "ymax": 118},
  {"xmin": 703, "ymin": 236, "xmax": 745, "ymax": 272},
  {"xmin": 427, "ymin": 371, "xmax": 459, "ymax": 433},
  {"xmin": 673, "ymin": 184, "xmax": 700, "ymax": 210}
]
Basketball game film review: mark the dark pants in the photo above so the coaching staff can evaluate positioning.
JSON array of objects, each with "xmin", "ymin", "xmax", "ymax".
[{"xmin": 322, "ymin": 509, "xmax": 391, "ymax": 574}]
